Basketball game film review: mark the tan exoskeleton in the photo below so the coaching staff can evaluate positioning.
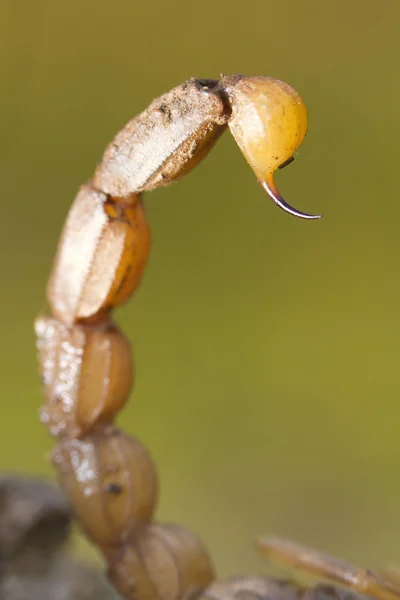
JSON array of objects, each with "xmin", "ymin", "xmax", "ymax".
[{"xmin": 35, "ymin": 74, "xmax": 399, "ymax": 600}]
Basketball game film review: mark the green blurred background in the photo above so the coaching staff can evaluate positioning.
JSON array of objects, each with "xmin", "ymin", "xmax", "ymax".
[{"xmin": 1, "ymin": 0, "xmax": 400, "ymax": 580}]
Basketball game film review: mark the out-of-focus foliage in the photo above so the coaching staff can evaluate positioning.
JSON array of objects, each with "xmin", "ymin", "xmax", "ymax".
[{"xmin": 1, "ymin": 0, "xmax": 400, "ymax": 578}]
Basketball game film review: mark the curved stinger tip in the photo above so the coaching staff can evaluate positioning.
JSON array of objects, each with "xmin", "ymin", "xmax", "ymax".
[{"xmin": 260, "ymin": 178, "xmax": 322, "ymax": 220}]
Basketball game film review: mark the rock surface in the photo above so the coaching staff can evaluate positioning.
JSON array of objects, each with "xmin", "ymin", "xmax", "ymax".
[{"xmin": 0, "ymin": 473, "xmax": 121, "ymax": 600}]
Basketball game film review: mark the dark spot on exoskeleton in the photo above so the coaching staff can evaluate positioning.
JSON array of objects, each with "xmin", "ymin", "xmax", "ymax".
[
  {"xmin": 106, "ymin": 483, "xmax": 123, "ymax": 494},
  {"xmin": 158, "ymin": 104, "xmax": 172, "ymax": 122},
  {"xmin": 195, "ymin": 79, "xmax": 220, "ymax": 93},
  {"xmin": 278, "ymin": 156, "xmax": 295, "ymax": 170},
  {"xmin": 104, "ymin": 197, "xmax": 131, "ymax": 225}
]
